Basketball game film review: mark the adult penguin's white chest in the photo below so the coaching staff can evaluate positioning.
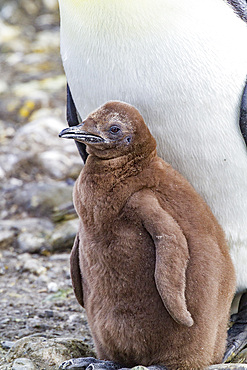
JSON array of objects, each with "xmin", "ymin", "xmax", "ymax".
[{"xmin": 58, "ymin": 0, "xmax": 247, "ymax": 291}]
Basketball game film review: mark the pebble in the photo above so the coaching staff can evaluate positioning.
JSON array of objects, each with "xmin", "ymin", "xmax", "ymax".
[
  {"xmin": 12, "ymin": 358, "xmax": 35, "ymax": 370},
  {"xmin": 42, "ymin": 0, "xmax": 58, "ymax": 11},
  {"xmin": 50, "ymin": 219, "xmax": 79, "ymax": 252},
  {"xmin": 44, "ymin": 310, "xmax": 54, "ymax": 318},
  {"xmin": 18, "ymin": 254, "xmax": 47, "ymax": 276},
  {"xmin": 17, "ymin": 232, "xmax": 50, "ymax": 254},
  {"xmin": 1, "ymin": 341, "xmax": 14, "ymax": 350},
  {"xmin": 0, "ymin": 19, "xmax": 20, "ymax": 43},
  {"xmin": 47, "ymin": 282, "xmax": 59, "ymax": 293},
  {"xmin": 0, "ymin": 229, "xmax": 16, "ymax": 250},
  {"xmin": 40, "ymin": 149, "xmax": 81, "ymax": 179}
]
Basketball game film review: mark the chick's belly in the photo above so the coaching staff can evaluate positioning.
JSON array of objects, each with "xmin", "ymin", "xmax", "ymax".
[
  {"xmin": 80, "ymin": 230, "xmax": 173, "ymax": 362},
  {"xmin": 84, "ymin": 262, "xmax": 162, "ymax": 321},
  {"xmin": 81, "ymin": 227, "xmax": 163, "ymax": 306},
  {"xmin": 84, "ymin": 264, "xmax": 169, "ymax": 356},
  {"xmin": 87, "ymin": 288, "xmax": 169, "ymax": 365}
]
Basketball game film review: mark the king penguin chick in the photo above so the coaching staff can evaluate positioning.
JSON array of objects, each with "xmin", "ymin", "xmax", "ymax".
[
  {"xmin": 59, "ymin": 101, "xmax": 236, "ymax": 370},
  {"xmin": 57, "ymin": 0, "xmax": 247, "ymax": 358}
]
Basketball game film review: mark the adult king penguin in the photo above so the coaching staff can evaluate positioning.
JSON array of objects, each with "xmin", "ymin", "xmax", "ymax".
[{"xmin": 58, "ymin": 0, "xmax": 247, "ymax": 362}]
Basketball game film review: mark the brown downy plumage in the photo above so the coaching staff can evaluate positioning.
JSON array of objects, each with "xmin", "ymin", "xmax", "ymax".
[{"xmin": 59, "ymin": 101, "xmax": 236, "ymax": 370}]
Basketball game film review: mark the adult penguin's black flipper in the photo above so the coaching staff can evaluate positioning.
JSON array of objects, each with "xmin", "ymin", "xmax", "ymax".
[
  {"xmin": 222, "ymin": 82, "xmax": 247, "ymax": 363},
  {"xmin": 240, "ymin": 79, "xmax": 247, "ymax": 146},
  {"xmin": 223, "ymin": 292, "xmax": 247, "ymax": 362},
  {"xmin": 67, "ymin": 83, "xmax": 88, "ymax": 163},
  {"xmin": 228, "ymin": 0, "xmax": 247, "ymax": 22}
]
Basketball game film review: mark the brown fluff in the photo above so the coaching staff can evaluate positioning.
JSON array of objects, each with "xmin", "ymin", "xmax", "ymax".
[{"xmin": 68, "ymin": 101, "xmax": 235, "ymax": 370}]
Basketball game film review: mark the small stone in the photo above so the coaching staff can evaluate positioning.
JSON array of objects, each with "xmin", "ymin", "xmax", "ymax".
[
  {"xmin": 68, "ymin": 314, "xmax": 80, "ymax": 324},
  {"xmin": 50, "ymin": 219, "xmax": 79, "ymax": 252},
  {"xmin": 19, "ymin": 254, "xmax": 46, "ymax": 276},
  {"xmin": 0, "ymin": 153, "xmax": 19, "ymax": 174},
  {"xmin": 1, "ymin": 340, "xmax": 14, "ymax": 349},
  {"xmin": 0, "ymin": 80, "xmax": 8, "ymax": 94},
  {"xmin": 44, "ymin": 310, "xmax": 54, "ymax": 318},
  {"xmin": 36, "ymin": 273, "xmax": 49, "ymax": 284},
  {"xmin": 39, "ymin": 149, "xmax": 80, "ymax": 179},
  {"xmin": 17, "ymin": 232, "xmax": 50, "ymax": 254},
  {"xmin": 0, "ymin": 229, "xmax": 16, "ymax": 250},
  {"xmin": 33, "ymin": 31, "xmax": 60, "ymax": 53},
  {"xmin": 0, "ymin": 19, "xmax": 20, "ymax": 43},
  {"xmin": 12, "ymin": 358, "xmax": 35, "ymax": 370},
  {"xmin": 0, "ymin": 166, "xmax": 5, "ymax": 180},
  {"xmin": 47, "ymin": 282, "xmax": 58, "ymax": 293},
  {"xmin": 0, "ymin": 317, "xmax": 10, "ymax": 326},
  {"xmin": 52, "ymin": 202, "xmax": 77, "ymax": 223},
  {"xmin": 27, "ymin": 317, "xmax": 45, "ymax": 329},
  {"xmin": 42, "ymin": 0, "xmax": 58, "ymax": 11}
]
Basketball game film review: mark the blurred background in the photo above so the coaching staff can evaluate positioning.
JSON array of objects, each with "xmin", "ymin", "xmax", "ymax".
[
  {"xmin": 0, "ymin": 2, "xmax": 94, "ymax": 368},
  {"xmin": 0, "ymin": 0, "xmax": 63, "ymax": 126}
]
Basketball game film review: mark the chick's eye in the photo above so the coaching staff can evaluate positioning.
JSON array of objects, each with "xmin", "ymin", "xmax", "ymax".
[{"xmin": 109, "ymin": 126, "xmax": 121, "ymax": 134}]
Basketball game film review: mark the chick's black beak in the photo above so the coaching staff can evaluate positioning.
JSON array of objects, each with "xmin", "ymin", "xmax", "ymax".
[{"xmin": 59, "ymin": 125, "xmax": 104, "ymax": 144}]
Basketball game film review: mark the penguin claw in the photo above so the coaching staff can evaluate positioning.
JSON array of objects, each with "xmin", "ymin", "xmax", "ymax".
[
  {"xmin": 59, "ymin": 357, "xmax": 98, "ymax": 369},
  {"xmin": 223, "ymin": 326, "xmax": 247, "ymax": 363},
  {"xmin": 223, "ymin": 292, "xmax": 247, "ymax": 363},
  {"xmin": 59, "ymin": 358, "xmax": 123, "ymax": 370}
]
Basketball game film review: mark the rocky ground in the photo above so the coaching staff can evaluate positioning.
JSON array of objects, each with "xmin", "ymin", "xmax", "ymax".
[
  {"xmin": 0, "ymin": 1, "xmax": 247, "ymax": 369},
  {"xmin": 0, "ymin": 0, "xmax": 94, "ymax": 368}
]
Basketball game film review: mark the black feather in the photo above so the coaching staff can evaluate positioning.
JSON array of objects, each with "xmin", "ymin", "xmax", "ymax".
[
  {"xmin": 67, "ymin": 84, "xmax": 88, "ymax": 163},
  {"xmin": 240, "ymin": 79, "xmax": 247, "ymax": 146}
]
